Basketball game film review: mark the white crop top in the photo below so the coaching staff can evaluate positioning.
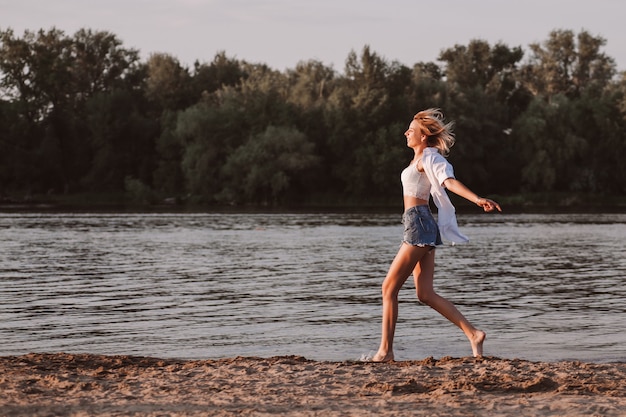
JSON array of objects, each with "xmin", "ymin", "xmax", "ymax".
[{"xmin": 401, "ymin": 161, "xmax": 431, "ymax": 200}]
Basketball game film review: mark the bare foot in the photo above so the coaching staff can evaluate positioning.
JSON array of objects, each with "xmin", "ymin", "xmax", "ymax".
[
  {"xmin": 371, "ymin": 351, "xmax": 394, "ymax": 362},
  {"xmin": 470, "ymin": 330, "xmax": 486, "ymax": 357}
]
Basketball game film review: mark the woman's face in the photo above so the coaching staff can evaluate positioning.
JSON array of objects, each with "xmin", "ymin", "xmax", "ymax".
[{"xmin": 404, "ymin": 120, "xmax": 424, "ymax": 149}]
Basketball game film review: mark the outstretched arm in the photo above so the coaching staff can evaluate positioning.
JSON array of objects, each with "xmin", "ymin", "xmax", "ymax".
[{"xmin": 443, "ymin": 178, "xmax": 502, "ymax": 212}]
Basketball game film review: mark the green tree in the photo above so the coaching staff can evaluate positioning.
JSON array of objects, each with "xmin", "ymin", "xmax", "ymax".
[
  {"xmin": 152, "ymin": 110, "xmax": 185, "ymax": 196},
  {"xmin": 82, "ymin": 89, "xmax": 157, "ymax": 191},
  {"xmin": 71, "ymin": 28, "xmax": 142, "ymax": 99},
  {"xmin": 0, "ymin": 99, "xmax": 44, "ymax": 192},
  {"xmin": 350, "ymin": 123, "xmax": 407, "ymax": 200},
  {"xmin": 191, "ymin": 51, "xmax": 246, "ymax": 98},
  {"xmin": 405, "ymin": 61, "xmax": 448, "ymax": 116},
  {"xmin": 218, "ymin": 125, "xmax": 319, "ymax": 205},
  {"xmin": 175, "ymin": 94, "xmax": 245, "ymax": 200},
  {"xmin": 0, "ymin": 27, "xmax": 142, "ymax": 193},
  {"xmin": 512, "ymin": 95, "xmax": 588, "ymax": 192},
  {"xmin": 521, "ymin": 29, "xmax": 616, "ymax": 98},
  {"xmin": 617, "ymin": 71, "xmax": 626, "ymax": 116},
  {"xmin": 571, "ymin": 85, "xmax": 626, "ymax": 193},
  {"xmin": 437, "ymin": 40, "xmax": 528, "ymax": 193},
  {"xmin": 237, "ymin": 62, "xmax": 294, "ymax": 129},
  {"xmin": 145, "ymin": 53, "xmax": 192, "ymax": 111},
  {"xmin": 286, "ymin": 60, "xmax": 335, "ymax": 110},
  {"xmin": 0, "ymin": 28, "xmax": 69, "ymax": 120},
  {"xmin": 321, "ymin": 46, "xmax": 397, "ymax": 196},
  {"xmin": 343, "ymin": 45, "xmax": 391, "ymax": 125},
  {"xmin": 175, "ymin": 62, "xmax": 298, "ymax": 202},
  {"xmin": 513, "ymin": 30, "xmax": 621, "ymax": 195}
]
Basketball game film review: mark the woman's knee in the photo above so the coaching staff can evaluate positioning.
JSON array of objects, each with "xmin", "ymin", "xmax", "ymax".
[
  {"xmin": 416, "ymin": 288, "xmax": 436, "ymax": 305},
  {"xmin": 381, "ymin": 281, "xmax": 400, "ymax": 301}
]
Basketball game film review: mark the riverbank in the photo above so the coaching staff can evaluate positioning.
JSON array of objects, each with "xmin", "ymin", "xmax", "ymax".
[
  {"xmin": 1, "ymin": 353, "xmax": 625, "ymax": 416},
  {"xmin": 2, "ymin": 191, "xmax": 626, "ymax": 213}
]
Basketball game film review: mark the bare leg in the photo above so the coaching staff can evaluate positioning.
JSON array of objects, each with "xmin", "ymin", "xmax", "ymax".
[
  {"xmin": 413, "ymin": 250, "xmax": 485, "ymax": 357},
  {"xmin": 372, "ymin": 243, "xmax": 430, "ymax": 362}
]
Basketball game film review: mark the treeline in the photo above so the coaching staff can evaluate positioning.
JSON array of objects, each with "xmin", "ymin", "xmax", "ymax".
[{"xmin": 1, "ymin": 27, "xmax": 625, "ymax": 207}]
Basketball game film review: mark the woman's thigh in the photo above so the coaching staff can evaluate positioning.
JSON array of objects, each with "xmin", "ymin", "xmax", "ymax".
[
  {"xmin": 413, "ymin": 249, "xmax": 436, "ymax": 296},
  {"xmin": 383, "ymin": 243, "xmax": 430, "ymax": 295}
]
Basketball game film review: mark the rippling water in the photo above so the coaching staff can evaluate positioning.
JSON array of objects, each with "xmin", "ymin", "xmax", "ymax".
[{"xmin": 1, "ymin": 211, "xmax": 625, "ymax": 363}]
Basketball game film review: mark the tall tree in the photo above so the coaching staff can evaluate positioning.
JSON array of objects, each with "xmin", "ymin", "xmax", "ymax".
[
  {"xmin": 152, "ymin": 110, "xmax": 185, "ymax": 196},
  {"xmin": 438, "ymin": 40, "xmax": 528, "ymax": 193},
  {"xmin": 0, "ymin": 28, "xmax": 72, "ymax": 122},
  {"xmin": 191, "ymin": 51, "xmax": 246, "ymax": 98},
  {"xmin": 71, "ymin": 28, "xmax": 142, "ymax": 99},
  {"xmin": 174, "ymin": 94, "xmax": 246, "ymax": 200},
  {"xmin": 342, "ymin": 45, "xmax": 391, "ymax": 125},
  {"xmin": 321, "ymin": 46, "xmax": 397, "ymax": 196},
  {"xmin": 512, "ymin": 95, "xmax": 588, "ymax": 192},
  {"xmin": 82, "ymin": 89, "xmax": 157, "ymax": 191},
  {"xmin": 286, "ymin": 60, "xmax": 335, "ymax": 110},
  {"xmin": 521, "ymin": 29, "xmax": 616, "ymax": 98},
  {"xmin": 0, "ymin": 28, "xmax": 142, "ymax": 193},
  {"xmin": 145, "ymin": 53, "xmax": 192, "ymax": 111},
  {"xmin": 218, "ymin": 125, "xmax": 319, "ymax": 205},
  {"xmin": 0, "ymin": 99, "xmax": 43, "ymax": 192}
]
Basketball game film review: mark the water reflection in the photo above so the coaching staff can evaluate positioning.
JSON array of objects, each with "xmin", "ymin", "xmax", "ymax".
[{"xmin": 0, "ymin": 212, "xmax": 625, "ymax": 362}]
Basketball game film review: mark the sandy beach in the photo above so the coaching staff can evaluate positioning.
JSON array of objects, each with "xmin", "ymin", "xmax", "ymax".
[{"xmin": 0, "ymin": 353, "xmax": 625, "ymax": 416}]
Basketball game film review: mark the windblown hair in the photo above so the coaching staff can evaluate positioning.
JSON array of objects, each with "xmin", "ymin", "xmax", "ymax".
[{"xmin": 413, "ymin": 108, "xmax": 456, "ymax": 157}]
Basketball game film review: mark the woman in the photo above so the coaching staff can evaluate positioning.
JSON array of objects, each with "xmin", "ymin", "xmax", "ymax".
[{"xmin": 371, "ymin": 108, "xmax": 501, "ymax": 362}]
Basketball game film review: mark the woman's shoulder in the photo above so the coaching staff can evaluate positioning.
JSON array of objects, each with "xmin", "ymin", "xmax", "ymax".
[
  {"xmin": 423, "ymin": 147, "xmax": 448, "ymax": 163},
  {"xmin": 423, "ymin": 147, "xmax": 454, "ymax": 177}
]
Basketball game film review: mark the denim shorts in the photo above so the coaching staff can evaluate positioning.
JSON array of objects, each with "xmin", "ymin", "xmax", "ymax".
[{"xmin": 402, "ymin": 205, "xmax": 443, "ymax": 247}]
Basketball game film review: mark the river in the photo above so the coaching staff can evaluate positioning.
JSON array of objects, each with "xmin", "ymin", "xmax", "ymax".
[{"xmin": 1, "ymin": 211, "xmax": 624, "ymax": 362}]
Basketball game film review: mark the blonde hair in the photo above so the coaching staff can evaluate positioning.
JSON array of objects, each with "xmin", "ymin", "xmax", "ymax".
[{"xmin": 413, "ymin": 108, "xmax": 456, "ymax": 157}]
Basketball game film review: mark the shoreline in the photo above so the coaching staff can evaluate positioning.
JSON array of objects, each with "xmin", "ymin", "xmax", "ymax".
[
  {"xmin": 1, "ymin": 353, "xmax": 625, "ymax": 416},
  {"xmin": 2, "ymin": 191, "xmax": 626, "ymax": 214}
]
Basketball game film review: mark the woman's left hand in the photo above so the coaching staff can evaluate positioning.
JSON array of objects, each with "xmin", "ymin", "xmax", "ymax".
[{"xmin": 476, "ymin": 197, "xmax": 502, "ymax": 212}]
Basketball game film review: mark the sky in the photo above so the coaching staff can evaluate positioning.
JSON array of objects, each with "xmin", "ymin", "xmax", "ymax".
[{"xmin": 2, "ymin": 0, "xmax": 625, "ymax": 73}]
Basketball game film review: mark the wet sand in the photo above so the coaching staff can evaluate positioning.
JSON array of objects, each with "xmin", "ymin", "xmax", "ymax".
[{"xmin": 1, "ymin": 353, "xmax": 625, "ymax": 416}]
